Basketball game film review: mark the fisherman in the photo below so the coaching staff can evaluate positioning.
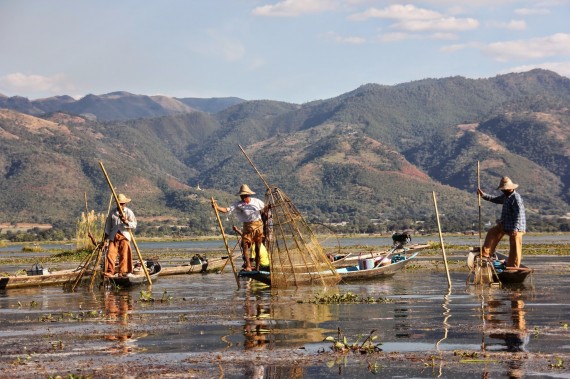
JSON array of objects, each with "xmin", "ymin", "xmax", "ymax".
[
  {"xmin": 478, "ymin": 177, "xmax": 526, "ymax": 268},
  {"xmin": 103, "ymin": 193, "xmax": 137, "ymax": 278},
  {"xmin": 213, "ymin": 184, "xmax": 268, "ymax": 271}
]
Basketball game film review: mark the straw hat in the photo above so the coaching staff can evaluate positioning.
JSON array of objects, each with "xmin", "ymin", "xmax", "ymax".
[
  {"xmin": 117, "ymin": 193, "xmax": 131, "ymax": 204},
  {"xmin": 237, "ymin": 184, "xmax": 255, "ymax": 196},
  {"xmin": 497, "ymin": 177, "xmax": 519, "ymax": 190}
]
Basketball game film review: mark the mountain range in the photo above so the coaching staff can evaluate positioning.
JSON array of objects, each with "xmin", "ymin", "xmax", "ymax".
[{"xmin": 1, "ymin": 68, "xmax": 569, "ymax": 234}]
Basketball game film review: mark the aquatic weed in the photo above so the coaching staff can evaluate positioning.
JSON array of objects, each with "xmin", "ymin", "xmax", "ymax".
[
  {"xmin": 323, "ymin": 327, "xmax": 382, "ymax": 354},
  {"xmin": 139, "ymin": 290, "xmax": 154, "ymax": 302},
  {"xmin": 549, "ymin": 357, "xmax": 565, "ymax": 369}
]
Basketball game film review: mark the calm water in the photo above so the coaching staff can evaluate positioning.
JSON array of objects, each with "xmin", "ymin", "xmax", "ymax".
[{"xmin": 1, "ymin": 254, "xmax": 569, "ymax": 378}]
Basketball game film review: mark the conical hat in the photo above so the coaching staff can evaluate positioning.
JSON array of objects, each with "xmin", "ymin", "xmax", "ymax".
[
  {"xmin": 497, "ymin": 177, "xmax": 518, "ymax": 190},
  {"xmin": 117, "ymin": 193, "xmax": 131, "ymax": 203},
  {"xmin": 237, "ymin": 184, "xmax": 255, "ymax": 195}
]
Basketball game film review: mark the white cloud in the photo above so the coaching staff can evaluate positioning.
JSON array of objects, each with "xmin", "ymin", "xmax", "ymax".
[
  {"xmin": 483, "ymin": 33, "xmax": 570, "ymax": 62},
  {"xmin": 394, "ymin": 17, "xmax": 479, "ymax": 32},
  {"xmin": 0, "ymin": 73, "xmax": 73, "ymax": 96},
  {"xmin": 252, "ymin": 0, "xmax": 339, "ymax": 17},
  {"xmin": 505, "ymin": 61, "xmax": 570, "ymax": 78},
  {"xmin": 488, "ymin": 19, "xmax": 527, "ymax": 30},
  {"xmin": 514, "ymin": 7, "xmax": 550, "ymax": 15},
  {"xmin": 350, "ymin": 4, "xmax": 442, "ymax": 21},
  {"xmin": 322, "ymin": 31, "xmax": 366, "ymax": 44},
  {"xmin": 349, "ymin": 4, "xmax": 479, "ymax": 33}
]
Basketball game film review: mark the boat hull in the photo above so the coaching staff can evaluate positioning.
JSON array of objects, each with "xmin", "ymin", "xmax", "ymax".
[{"xmin": 337, "ymin": 252, "xmax": 418, "ymax": 281}]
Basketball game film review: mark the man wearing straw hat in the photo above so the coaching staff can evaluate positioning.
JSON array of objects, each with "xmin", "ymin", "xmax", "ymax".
[
  {"xmin": 103, "ymin": 193, "xmax": 137, "ymax": 278},
  {"xmin": 478, "ymin": 177, "xmax": 526, "ymax": 268},
  {"xmin": 213, "ymin": 184, "xmax": 267, "ymax": 271}
]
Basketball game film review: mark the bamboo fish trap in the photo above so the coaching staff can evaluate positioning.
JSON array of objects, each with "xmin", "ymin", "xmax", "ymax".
[{"xmin": 263, "ymin": 186, "xmax": 340, "ymax": 288}]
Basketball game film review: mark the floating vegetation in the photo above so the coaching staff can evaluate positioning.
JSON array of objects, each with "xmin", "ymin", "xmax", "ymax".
[
  {"xmin": 323, "ymin": 327, "xmax": 382, "ymax": 354},
  {"xmin": 549, "ymin": 357, "xmax": 565, "ymax": 369},
  {"xmin": 299, "ymin": 291, "xmax": 394, "ymax": 304},
  {"xmin": 139, "ymin": 290, "xmax": 154, "ymax": 302}
]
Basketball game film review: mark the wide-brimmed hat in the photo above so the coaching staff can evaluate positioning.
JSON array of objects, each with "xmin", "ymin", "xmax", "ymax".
[
  {"xmin": 237, "ymin": 184, "xmax": 255, "ymax": 196},
  {"xmin": 497, "ymin": 177, "xmax": 519, "ymax": 190},
  {"xmin": 117, "ymin": 193, "xmax": 131, "ymax": 204}
]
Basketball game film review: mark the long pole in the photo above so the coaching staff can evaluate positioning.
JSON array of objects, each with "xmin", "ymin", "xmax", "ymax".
[
  {"xmin": 99, "ymin": 162, "xmax": 151, "ymax": 284},
  {"xmin": 238, "ymin": 144, "xmax": 271, "ymax": 191},
  {"xmin": 477, "ymin": 162, "xmax": 483, "ymax": 256},
  {"xmin": 211, "ymin": 197, "xmax": 241, "ymax": 289},
  {"xmin": 432, "ymin": 191, "xmax": 452, "ymax": 288}
]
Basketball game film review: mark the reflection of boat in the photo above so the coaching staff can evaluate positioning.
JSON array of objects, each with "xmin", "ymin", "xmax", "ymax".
[
  {"xmin": 108, "ymin": 260, "xmax": 161, "ymax": 287},
  {"xmin": 159, "ymin": 253, "xmax": 238, "ymax": 276},
  {"xmin": 331, "ymin": 244, "xmax": 429, "ymax": 268},
  {"xmin": 467, "ymin": 251, "xmax": 533, "ymax": 285},
  {"xmin": 0, "ymin": 268, "xmax": 80, "ymax": 290},
  {"xmin": 336, "ymin": 252, "xmax": 419, "ymax": 282}
]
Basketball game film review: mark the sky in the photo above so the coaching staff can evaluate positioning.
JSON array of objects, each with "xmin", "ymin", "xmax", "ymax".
[{"xmin": 1, "ymin": 0, "xmax": 569, "ymax": 104}]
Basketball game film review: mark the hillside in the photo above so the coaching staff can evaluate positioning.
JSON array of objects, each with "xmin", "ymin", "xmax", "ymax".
[{"xmin": 1, "ymin": 69, "xmax": 569, "ymax": 235}]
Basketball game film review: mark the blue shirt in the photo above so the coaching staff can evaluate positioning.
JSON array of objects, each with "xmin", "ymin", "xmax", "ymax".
[{"xmin": 482, "ymin": 191, "xmax": 526, "ymax": 232}]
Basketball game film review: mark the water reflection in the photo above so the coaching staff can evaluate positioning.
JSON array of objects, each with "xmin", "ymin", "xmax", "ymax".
[
  {"xmin": 103, "ymin": 291, "xmax": 137, "ymax": 354},
  {"xmin": 484, "ymin": 290, "xmax": 528, "ymax": 353}
]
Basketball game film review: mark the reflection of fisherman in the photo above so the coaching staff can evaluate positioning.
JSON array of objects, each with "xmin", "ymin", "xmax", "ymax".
[
  {"xmin": 104, "ymin": 291, "xmax": 134, "ymax": 354},
  {"xmin": 243, "ymin": 284, "xmax": 271, "ymax": 378},
  {"xmin": 486, "ymin": 291, "xmax": 528, "ymax": 353},
  {"xmin": 213, "ymin": 184, "xmax": 269, "ymax": 271}
]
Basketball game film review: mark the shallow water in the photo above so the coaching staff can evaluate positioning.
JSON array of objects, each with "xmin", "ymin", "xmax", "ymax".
[{"xmin": 1, "ymin": 255, "xmax": 570, "ymax": 378}]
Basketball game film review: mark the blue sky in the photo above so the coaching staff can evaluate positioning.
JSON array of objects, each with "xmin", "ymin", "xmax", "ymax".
[{"xmin": 1, "ymin": 0, "xmax": 569, "ymax": 104}]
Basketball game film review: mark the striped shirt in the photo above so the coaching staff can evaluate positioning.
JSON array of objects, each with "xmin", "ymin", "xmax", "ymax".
[{"xmin": 482, "ymin": 191, "xmax": 526, "ymax": 232}]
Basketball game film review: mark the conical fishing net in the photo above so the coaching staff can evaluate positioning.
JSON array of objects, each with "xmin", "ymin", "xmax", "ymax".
[{"xmin": 264, "ymin": 187, "xmax": 340, "ymax": 288}]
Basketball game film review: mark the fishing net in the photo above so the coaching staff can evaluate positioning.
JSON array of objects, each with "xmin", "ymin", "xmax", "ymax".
[{"xmin": 263, "ymin": 187, "xmax": 340, "ymax": 288}]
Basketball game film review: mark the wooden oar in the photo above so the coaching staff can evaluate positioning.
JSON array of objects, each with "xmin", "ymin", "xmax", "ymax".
[
  {"xmin": 211, "ymin": 197, "xmax": 240, "ymax": 289},
  {"xmin": 99, "ymin": 161, "xmax": 151, "ymax": 284}
]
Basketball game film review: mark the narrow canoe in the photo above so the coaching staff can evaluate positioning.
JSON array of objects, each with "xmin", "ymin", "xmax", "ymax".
[
  {"xmin": 0, "ymin": 269, "xmax": 80, "ymax": 290},
  {"xmin": 108, "ymin": 261, "xmax": 161, "ymax": 287},
  {"xmin": 332, "ymin": 244, "xmax": 429, "ymax": 268},
  {"xmin": 336, "ymin": 252, "xmax": 419, "ymax": 282}
]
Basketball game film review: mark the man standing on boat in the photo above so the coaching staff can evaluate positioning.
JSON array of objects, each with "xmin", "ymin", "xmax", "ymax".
[
  {"xmin": 103, "ymin": 193, "xmax": 137, "ymax": 278},
  {"xmin": 478, "ymin": 177, "xmax": 526, "ymax": 268},
  {"xmin": 213, "ymin": 184, "xmax": 267, "ymax": 271}
]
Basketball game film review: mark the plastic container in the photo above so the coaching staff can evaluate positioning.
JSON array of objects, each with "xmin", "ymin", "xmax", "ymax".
[{"xmin": 364, "ymin": 258, "xmax": 375, "ymax": 270}]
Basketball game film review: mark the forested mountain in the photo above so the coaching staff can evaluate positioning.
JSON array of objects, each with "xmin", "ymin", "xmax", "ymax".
[{"xmin": 1, "ymin": 69, "xmax": 569, "ymax": 235}]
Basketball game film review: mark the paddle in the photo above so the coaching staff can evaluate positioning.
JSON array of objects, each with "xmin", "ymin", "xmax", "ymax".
[{"xmin": 99, "ymin": 162, "xmax": 152, "ymax": 284}]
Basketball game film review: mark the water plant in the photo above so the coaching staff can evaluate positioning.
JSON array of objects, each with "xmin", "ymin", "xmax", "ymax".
[
  {"xmin": 300, "ymin": 291, "xmax": 394, "ymax": 304},
  {"xmin": 549, "ymin": 357, "xmax": 565, "ymax": 369},
  {"xmin": 323, "ymin": 327, "xmax": 382, "ymax": 354},
  {"xmin": 139, "ymin": 290, "xmax": 154, "ymax": 302}
]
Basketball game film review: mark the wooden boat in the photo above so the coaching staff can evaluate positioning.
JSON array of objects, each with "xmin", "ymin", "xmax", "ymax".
[
  {"xmin": 331, "ymin": 244, "xmax": 429, "ymax": 268},
  {"xmin": 467, "ymin": 251, "xmax": 533, "ymax": 285},
  {"xmin": 159, "ymin": 253, "xmax": 238, "ymax": 276},
  {"xmin": 0, "ymin": 268, "xmax": 80, "ymax": 290},
  {"xmin": 336, "ymin": 252, "xmax": 419, "ymax": 282},
  {"xmin": 108, "ymin": 260, "xmax": 161, "ymax": 287},
  {"xmin": 493, "ymin": 252, "xmax": 533, "ymax": 284},
  {"xmin": 240, "ymin": 252, "xmax": 419, "ymax": 285}
]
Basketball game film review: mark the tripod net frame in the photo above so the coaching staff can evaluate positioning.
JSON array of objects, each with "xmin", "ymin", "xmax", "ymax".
[{"xmin": 264, "ymin": 187, "xmax": 340, "ymax": 288}]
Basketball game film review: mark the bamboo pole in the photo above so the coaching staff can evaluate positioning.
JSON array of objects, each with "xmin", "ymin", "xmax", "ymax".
[
  {"xmin": 99, "ymin": 162, "xmax": 151, "ymax": 284},
  {"xmin": 211, "ymin": 198, "xmax": 241, "ymax": 289},
  {"xmin": 71, "ymin": 193, "xmax": 98, "ymax": 291},
  {"xmin": 477, "ymin": 162, "xmax": 483, "ymax": 257},
  {"xmin": 432, "ymin": 191, "xmax": 452, "ymax": 288}
]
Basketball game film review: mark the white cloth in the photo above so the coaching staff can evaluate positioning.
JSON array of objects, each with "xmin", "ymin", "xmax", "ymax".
[
  {"xmin": 228, "ymin": 198, "xmax": 265, "ymax": 223},
  {"xmin": 104, "ymin": 206, "xmax": 137, "ymax": 241}
]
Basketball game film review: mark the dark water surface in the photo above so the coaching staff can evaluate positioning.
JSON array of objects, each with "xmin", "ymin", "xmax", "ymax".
[{"xmin": 1, "ymin": 255, "xmax": 570, "ymax": 378}]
